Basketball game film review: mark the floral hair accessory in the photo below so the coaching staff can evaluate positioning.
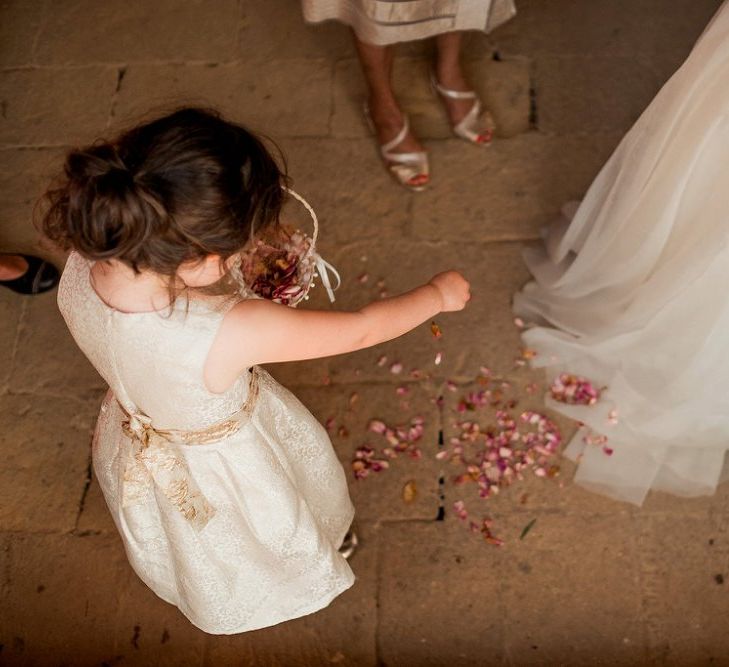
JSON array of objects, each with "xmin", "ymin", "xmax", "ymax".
[{"xmin": 230, "ymin": 187, "xmax": 341, "ymax": 307}]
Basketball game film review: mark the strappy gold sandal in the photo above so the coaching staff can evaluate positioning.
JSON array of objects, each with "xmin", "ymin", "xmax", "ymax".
[
  {"xmin": 431, "ymin": 75, "xmax": 495, "ymax": 146},
  {"xmin": 364, "ymin": 105, "xmax": 430, "ymax": 192}
]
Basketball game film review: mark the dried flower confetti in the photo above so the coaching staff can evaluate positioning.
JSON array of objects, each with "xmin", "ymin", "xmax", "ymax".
[
  {"xmin": 357, "ymin": 273, "xmax": 369, "ymax": 284},
  {"xmin": 513, "ymin": 317, "xmax": 525, "ymax": 329},
  {"xmin": 396, "ymin": 385, "xmax": 410, "ymax": 396},
  {"xmin": 368, "ymin": 419, "xmax": 387, "ymax": 435},
  {"xmin": 352, "ymin": 446, "xmax": 390, "ymax": 479},
  {"xmin": 377, "ymin": 355, "xmax": 388, "ymax": 367},
  {"xmin": 402, "ymin": 480, "xmax": 417, "ymax": 503},
  {"xmin": 349, "ymin": 392, "xmax": 359, "ymax": 408},
  {"xmin": 608, "ymin": 409, "xmax": 619, "ymax": 424},
  {"xmin": 390, "ymin": 362, "xmax": 403, "ymax": 375},
  {"xmin": 325, "ymin": 417, "xmax": 335, "ymax": 432},
  {"xmin": 431, "ymin": 322, "xmax": 443, "ymax": 339},
  {"xmin": 550, "ymin": 374, "xmax": 601, "ymax": 406},
  {"xmin": 453, "ymin": 500, "xmax": 468, "ymax": 521},
  {"xmin": 434, "ymin": 352, "xmax": 443, "ymax": 365}
]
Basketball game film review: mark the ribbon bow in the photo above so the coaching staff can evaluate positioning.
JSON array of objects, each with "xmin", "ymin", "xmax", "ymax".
[{"xmin": 121, "ymin": 412, "xmax": 216, "ymax": 531}]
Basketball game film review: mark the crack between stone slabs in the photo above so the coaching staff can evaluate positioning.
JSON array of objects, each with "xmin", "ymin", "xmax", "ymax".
[
  {"xmin": 6, "ymin": 388, "xmax": 106, "ymax": 407},
  {"xmin": 373, "ymin": 517, "xmax": 386, "ymax": 667},
  {"xmin": 4, "ymin": 299, "xmax": 28, "ymax": 395},
  {"xmin": 29, "ymin": 0, "xmax": 51, "ymax": 65},
  {"xmin": 630, "ymin": 511, "xmax": 656, "ymax": 663},
  {"xmin": 106, "ymin": 66, "xmax": 128, "ymax": 126},
  {"xmin": 326, "ymin": 58, "xmax": 337, "ymax": 138},
  {"xmin": 73, "ymin": 436, "xmax": 94, "ymax": 534}
]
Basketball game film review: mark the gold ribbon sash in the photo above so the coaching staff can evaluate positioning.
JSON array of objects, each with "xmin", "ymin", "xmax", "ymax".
[{"xmin": 119, "ymin": 368, "xmax": 260, "ymax": 531}]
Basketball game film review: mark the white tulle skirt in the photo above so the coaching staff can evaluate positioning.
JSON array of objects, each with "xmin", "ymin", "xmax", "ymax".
[{"xmin": 513, "ymin": 3, "xmax": 729, "ymax": 506}]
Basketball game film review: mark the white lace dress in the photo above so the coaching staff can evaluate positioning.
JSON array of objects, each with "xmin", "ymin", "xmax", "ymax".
[
  {"xmin": 513, "ymin": 4, "xmax": 729, "ymax": 506},
  {"xmin": 58, "ymin": 252, "xmax": 355, "ymax": 634}
]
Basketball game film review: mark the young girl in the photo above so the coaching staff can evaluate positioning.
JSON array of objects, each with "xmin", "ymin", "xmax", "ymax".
[{"xmin": 44, "ymin": 108, "xmax": 470, "ymax": 634}]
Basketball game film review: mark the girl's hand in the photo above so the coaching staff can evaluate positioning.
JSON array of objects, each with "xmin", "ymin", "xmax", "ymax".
[{"xmin": 429, "ymin": 271, "xmax": 471, "ymax": 312}]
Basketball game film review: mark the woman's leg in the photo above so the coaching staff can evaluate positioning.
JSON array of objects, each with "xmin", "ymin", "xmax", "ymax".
[
  {"xmin": 353, "ymin": 32, "xmax": 426, "ymax": 158},
  {"xmin": 434, "ymin": 32, "xmax": 473, "ymax": 124}
]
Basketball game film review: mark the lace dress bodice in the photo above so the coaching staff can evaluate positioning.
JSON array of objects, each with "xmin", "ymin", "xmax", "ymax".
[{"xmin": 58, "ymin": 252, "xmax": 248, "ymax": 430}]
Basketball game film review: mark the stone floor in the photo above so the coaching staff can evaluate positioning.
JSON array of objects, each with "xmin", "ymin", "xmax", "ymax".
[{"xmin": 2, "ymin": 1, "xmax": 729, "ymax": 665}]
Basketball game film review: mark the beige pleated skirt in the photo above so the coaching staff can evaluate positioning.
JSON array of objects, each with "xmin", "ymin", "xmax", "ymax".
[{"xmin": 302, "ymin": 0, "xmax": 516, "ymax": 45}]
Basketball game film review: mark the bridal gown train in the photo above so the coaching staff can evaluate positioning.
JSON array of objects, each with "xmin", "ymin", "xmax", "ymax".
[{"xmin": 513, "ymin": 2, "xmax": 729, "ymax": 506}]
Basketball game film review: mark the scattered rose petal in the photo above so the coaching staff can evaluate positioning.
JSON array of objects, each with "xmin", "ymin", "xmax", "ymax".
[
  {"xmin": 396, "ymin": 385, "xmax": 410, "ymax": 396},
  {"xmin": 349, "ymin": 392, "xmax": 359, "ymax": 408},
  {"xmin": 402, "ymin": 480, "xmax": 417, "ymax": 503},
  {"xmin": 337, "ymin": 425, "xmax": 349, "ymax": 438},
  {"xmin": 453, "ymin": 500, "xmax": 468, "ymax": 521},
  {"xmin": 357, "ymin": 273, "xmax": 369, "ymax": 284},
  {"xmin": 603, "ymin": 445, "xmax": 614, "ymax": 456},
  {"xmin": 434, "ymin": 352, "xmax": 442, "ymax": 365},
  {"xmin": 377, "ymin": 355, "xmax": 388, "ymax": 367},
  {"xmin": 514, "ymin": 317, "xmax": 525, "ymax": 329},
  {"xmin": 430, "ymin": 322, "xmax": 443, "ymax": 339},
  {"xmin": 368, "ymin": 419, "xmax": 387, "ymax": 435},
  {"xmin": 390, "ymin": 362, "xmax": 403, "ymax": 374},
  {"xmin": 325, "ymin": 417, "xmax": 335, "ymax": 432},
  {"xmin": 608, "ymin": 409, "xmax": 619, "ymax": 424},
  {"xmin": 446, "ymin": 380, "xmax": 458, "ymax": 392},
  {"xmin": 550, "ymin": 373, "xmax": 601, "ymax": 406}
]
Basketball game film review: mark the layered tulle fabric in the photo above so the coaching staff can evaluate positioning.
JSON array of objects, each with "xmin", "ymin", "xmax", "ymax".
[{"xmin": 513, "ymin": 4, "xmax": 729, "ymax": 506}]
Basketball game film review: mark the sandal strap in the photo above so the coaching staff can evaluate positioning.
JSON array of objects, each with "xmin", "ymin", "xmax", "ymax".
[
  {"xmin": 431, "ymin": 75, "xmax": 477, "ymax": 100},
  {"xmin": 454, "ymin": 98, "xmax": 483, "ymax": 136},
  {"xmin": 381, "ymin": 115, "xmax": 411, "ymax": 154}
]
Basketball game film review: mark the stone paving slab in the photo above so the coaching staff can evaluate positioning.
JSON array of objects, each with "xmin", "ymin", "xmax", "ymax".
[
  {"xmin": 533, "ymin": 55, "xmax": 666, "ymax": 135},
  {"xmin": 0, "ymin": 392, "xmax": 95, "ymax": 533},
  {"xmin": 492, "ymin": 0, "xmax": 723, "ymax": 57},
  {"xmin": 111, "ymin": 59, "xmax": 332, "ymax": 139},
  {"xmin": 0, "ymin": 0, "xmax": 47, "ymax": 67},
  {"xmin": 293, "ymin": 383, "xmax": 442, "ymax": 522},
  {"xmin": 0, "ymin": 296, "xmax": 22, "ymax": 392},
  {"xmin": 0, "ymin": 147, "xmax": 66, "ymax": 210},
  {"xmin": 332, "ymin": 54, "xmax": 530, "ymax": 140},
  {"xmin": 0, "ymin": 66, "xmax": 118, "ymax": 146},
  {"xmin": 282, "ymin": 137, "xmax": 412, "ymax": 246},
  {"xmin": 496, "ymin": 511, "xmax": 644, "ymax": 664},
  {"xmin": 33, "ymin": 0, "xmax": 240, "ymax": 65},
  {"xmin": 377, "ymin": 520, "xmax": 506, "ymax": 666},
  {"xmin": 268, "ymin": 239, "xmax": 534, "ymax": 390},
  {"xmin": 410, "ymin": 133, "xmax": 621, "ymax": 243},
  {"xmin": 9, "ymin": 289, "xmax": 107, "ymax": 400},
  {"xmin": 239, "ymin": 2, "xmax": 354, "ymax": 62},
  {"xmin": 0, "ymin": 532, "xmax": 129, "ymax": 666},
  {"xmin": 637, "ymin": 511, "xmax": 729, "ymax": 665}
]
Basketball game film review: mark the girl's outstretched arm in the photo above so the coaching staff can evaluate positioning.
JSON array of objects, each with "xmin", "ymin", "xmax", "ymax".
[{"xmin": 204, "ymin": 271, "xmax": 470, "ymax": 393}]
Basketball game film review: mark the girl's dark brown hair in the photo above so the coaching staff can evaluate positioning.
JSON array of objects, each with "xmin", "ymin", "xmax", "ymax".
[{"xmin": 43, "ymin": 107, "xmax": 286, "ymax": 279}]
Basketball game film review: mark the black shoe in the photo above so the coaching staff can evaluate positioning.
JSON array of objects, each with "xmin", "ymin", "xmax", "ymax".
[{"xmin": 0, "ymin": 254, "xmax": 60, "ymax": 295}]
